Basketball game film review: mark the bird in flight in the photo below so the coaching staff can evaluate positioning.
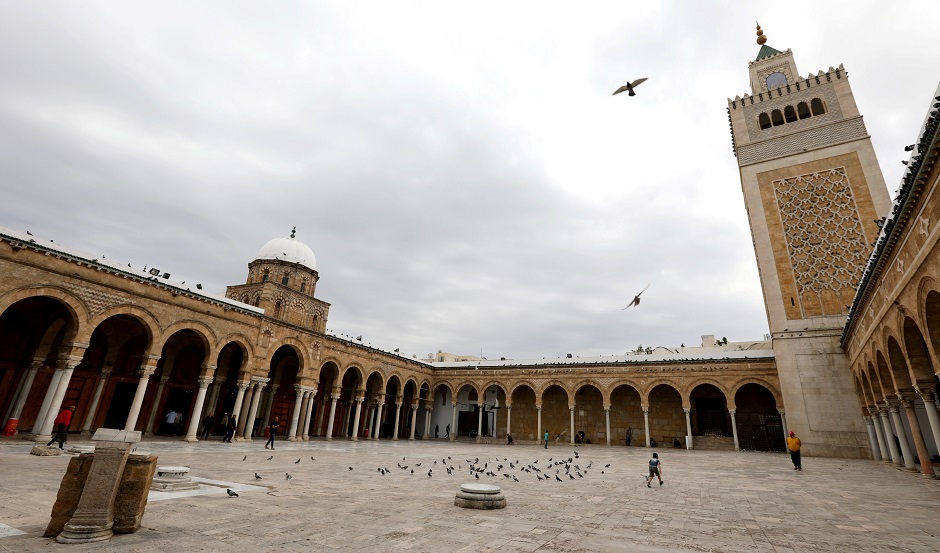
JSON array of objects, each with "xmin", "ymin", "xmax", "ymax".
[
  {"xmin": 622, "ymin": 283, "xmax": 651, "ymax": 309},
  {"xmin": 613, "ymin": 78, "xmax": 648, "ymax": 97}
]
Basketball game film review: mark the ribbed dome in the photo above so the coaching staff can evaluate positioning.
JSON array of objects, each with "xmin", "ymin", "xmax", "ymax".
[{"xmin": 255, "ymin": 229, "xmax": 316, "ymax": 270}]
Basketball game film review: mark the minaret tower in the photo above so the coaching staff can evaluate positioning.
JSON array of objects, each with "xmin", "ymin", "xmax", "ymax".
[{"xmin": 728, "ymin": 25, "xmax": 891, "ymax": 457}]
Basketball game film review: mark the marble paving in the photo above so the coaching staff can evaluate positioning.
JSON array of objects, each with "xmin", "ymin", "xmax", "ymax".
[{"xmin": 0, "ymin": 436, "xmax": 937, "ymax": 552}]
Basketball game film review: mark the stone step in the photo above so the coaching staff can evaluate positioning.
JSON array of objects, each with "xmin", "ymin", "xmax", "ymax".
[{"xmin": 693, "ymin": 436, "xmax": 736, "ymax": 451}]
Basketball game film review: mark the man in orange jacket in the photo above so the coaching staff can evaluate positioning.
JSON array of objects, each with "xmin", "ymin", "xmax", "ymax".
[{"xmin": 786, "ymin": 431, "xmax": 802, "ymax": 471}]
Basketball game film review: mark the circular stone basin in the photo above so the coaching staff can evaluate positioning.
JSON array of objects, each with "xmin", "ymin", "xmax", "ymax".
[
  {"xmin": 156, "ymin": 466, "xmax": 190, "ymax": 478},
  {"xmin": 460, "ymin": 483, "xmax": 501, "ymax": 494}
]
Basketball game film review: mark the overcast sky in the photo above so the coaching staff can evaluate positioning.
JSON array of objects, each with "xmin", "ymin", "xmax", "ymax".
[{"xmin": 1, "ymin": 2, "xmax": 937, "ymax": 361}]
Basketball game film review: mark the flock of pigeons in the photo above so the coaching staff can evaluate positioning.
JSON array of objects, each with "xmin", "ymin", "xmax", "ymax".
[{"xmin": 225, "ymin": 449, "xmax": 615, "ymax": 499}]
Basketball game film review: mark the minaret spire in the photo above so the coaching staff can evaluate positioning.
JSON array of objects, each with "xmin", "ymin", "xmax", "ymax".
[{"xmin": 756, "ymin": 22, "xmax": 767, "ymax": 45}]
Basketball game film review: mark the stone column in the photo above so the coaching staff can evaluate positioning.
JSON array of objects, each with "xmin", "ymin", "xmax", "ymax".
[
  {"xmin": 260, "ymin": 384, "xmax": 279, "ymax": 432},
  {"xmin": 916, "ymin": 388, "xmax": 940, "ymax": 457},
  {"xmin": 235, "ymin": 382, "xmax": 254, "ymax": 438},
  {"xmin": 352, "ymin": 396, "xmax": 364, "ymax": 440},
  {"xmin": 325, "ymin": 392, "xmax": 339, "ymax": 441},
  {"xmin": 230, "ymin": 381, "xmax": 249, "ymax": 425},
  {"xmin": 242, "ymin": 380, "xmax": 266, "ymax": 440},
  {"xmin": 506, "ymin": 406, "xmax": 512, "ymax": 440},
  {"xmin": 642, "ymin": 406, "xmax": 651, "ymax": 448},
  {"xmin": 492, "ymin": 403, "xmax": 498, "ymax": 439},
  {"xmin": 888, "ymin": 402, "xmax": 916, "ymax": 470},
  {"xmin": 475, "ymin": 403, "xmax": 483, "ymax": 443},
  {"xmin": 729, "ymin": 409, "xmax": 740, "ymax": 450},
  {"xmin": 32, "ymin": 366, "xmax": 64, "ymax": 438},
  {"xmin": 202, "ymin": 379, "xmax": 223, "ymax": 421},
  {"xmin": 450, "ymin": 402, "xmax": 458, "ymax": 442},
  {"xmin": 408, "ymin": 403, "xmax": 417, "ymax": 440},
  {"xmin": 302, "ymin": 389, "xmax": 316, "ymax": 440},
  {"xmin": 38, "ymin": 350, "xmax": 86, "ymax": 438},
  {"xmin": 683, "ymin": 408, "xmax": 693, "ymax": 450},
  {"xmin": 80, "ymin": 368, "xmax": 111, "ymax": 436},
  {"xmin": 185, "ymin": 376, "xmax": 213, "ymax": 442},
  {"xmin": 778, "ymin": 409, "xmax": 788, "ymax": 443},
  {"xmin": 424, "ymin": 407, "xmax": 433, "ymax": 439},
  {"xmin": 569, "ymin": 406, "xmax": 575, "ymax": 445},
  {"xmin": 536, "ymin": 405, "xmax": 542, "ymax": 442},
  {"xmin": 296, "ymin": 392, "xmax": 310, "ymax": 440},
  {"xmin": 863, "ymin": 416, "xmax": 881, "ymax": 461},
  {"xmin": 2, "ymin": 359, "xmax": 41, "ymax": 435},
  {"xmin": 899, "ymin": 392, "xmax": 936, "ymax": 478},
  {"xmin": 879, "ymin": 408, "xmax": 902, "ymax": 465},
  {"xmin": 392, "ymin": 400, "xmax": 403, "ymax": 441},
  {"xmin": 143, "ymin": 377, "xmax": 170, "ymax": 436},
  {"xmin": 372, "ymin": 398, "xmax": 384, "ymax": 440},
  {"xmin": 55, "ymin": 428, "xmax": 140, "ymax": 544},
  {"xmin": 122, "ymin": 356, "xmax": 158, "ymax": 433},
  {"xmin": 286, "ymin": 386, "xmax": 304, "ymax": 441},
  {"xmin": 869, "ymin": 407, "xmax": 890, "ymax": 462}
]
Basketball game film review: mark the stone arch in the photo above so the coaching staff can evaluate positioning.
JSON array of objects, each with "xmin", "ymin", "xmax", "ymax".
[
  {"xmin": 537, "ymin": 380, "xmax": 571, "ymax": 403},
  {"xmin": 364, "ymin": 369, "xmax": 387, "ymax": 392},
  {"xmin": 263, "ymin": 337, "xmax": 308, "ymax": 374},
  {"xmin": 901, "ymin": 316, "xmax": 934, "ymax": 386},
  {"xmin": 682, "ymin": 378, "xmax": 730, "ymax": 409},
  {"xmin": 810, "ymin": 97, "xmax": 826, "ymax": 115},
  {"xmin": 873, "ymin": 349, "xmax": 896, "ymax": 398},
  {"xmin": 454, "ymin": 380, "xmax": 480, "ymax": 399},
  {"xmin": 885, "ymin": 335, "xmax": 914, "ymax": 391},
  {"xmin": 727, "ymin": 378, "xmax": 782, "ymax": 409},
  {"xmin": 82, "ymin": 305, "xmax": 159, "ymax": 346},
  {"xmin": 797, "ymin": 101, "xmax": 810, "ymax": 119},
  {"xmin": 155, "ymin": 320, "xmax": 217, "ymax": 363},
  {"xmin": 341, "ymin": 364, "xmax": 365, "ymax": 390},
  {"xmin": 921, "ymin": 286, "xmax": 940, "ymax": 370},
  {"xmin": 569, "ymin": 378, "xmax": 607, "ymax": 401},
  {"xmin": 571, "ymin": 382, "xmax": 604, "ymax": 445},
  {"xmin": 0, "ymin": 285, "xmax": 88, "ymax": 341},
  {"xmin": 733, "ymin": 382, "xmax": 785, "ymax": 452},
  {"xmin": 758, "ymin": 112, "xmax": 771, "ymax": 130},
  {"xmin": 640, "ymin": 379, "xmax": 682, "ymax": 406},
  {"xmin": 783, "ymin": 105, "xmax": 798, "ymax": 123},
  {"xmin": 508, "ymin": 383, "xmax": 537, "ymax": 441},
  {"xmin": 508, "ymin": 380, "xmax": 539, "ymax": 401},
  {"xmin": 215, "ymin": 333, "xmax": 255, "ymax": 365},
  {"xmin": 645, "ymin": 383, "xmax": 684, "ymax": 447},
  {"xmin": 609, "ymin": 383, "xmax": 643, "ymax": 446}
]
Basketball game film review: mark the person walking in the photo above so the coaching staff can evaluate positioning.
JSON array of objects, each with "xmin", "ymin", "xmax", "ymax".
[
  {"xmin": 223, "ymin": 414, "xmax": 237, "ymax": 442},
  {"xmin": 544, "ymin": 430, "xmax": 550, "ymax": 449},
  {"xmin": 265, "ymin": 417, "xmax": 279, "ymax": 449},
  {"xmin": 219, "ymin": 413, "xmax": 229, "ymax": 437},
  {"xmin": 444, "ymin": 424, "xmax": 450, "ymax": 438},
  {"xmin": 646, "ymin": 452, "xmax": 663, "ymax": 487},
  {"xmin": 46, "ymin": 405, "xmax": 75, "ymax": 450},
  {"xmin": 200, "ymin": 414, "xmax": 214, "ymax": 440},
  {"xmin": 435, "ymin": 424, "xmax": 439, "ymax": 438},
  {"xmin": 786, "ymin": 431, "xmax": 802, "ymax": 470}
]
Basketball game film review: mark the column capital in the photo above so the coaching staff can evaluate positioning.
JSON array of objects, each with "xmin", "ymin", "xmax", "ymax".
[
  {"xmin": 916, "ymin": 387, "xmax": 936, "ymax": 403},
  {"xmin": 642, "ymin": 406, "xmax": 650, "ymax": 414},
  {"xmin": 139, "ymin": 367, "xmax": 156, "ymax": 378},
  {"xmin": 100, "ymin": 367, "xmax": 113, "ymax": 377},
  {"xmin": 159, "ymin": 375, "xmax": 170, "ymax": 384},
  {"xmin": 57, "ymin": 356, "xmax": 83, "ymax": 370},
  {"xmin": 198, "ymin": 376, "xmax": 213, "ymax": 388},
  {"xmin": 728, "ymin": 408, "xmax": 737, "ymax": 415},
  {"xmin": 29, "ymin": 358, "xmax": 45, "ymax": 370},
  {"xmin": 294, "ymin": 384, "xmax": 305, "ymax": 395},
  {"xmin": 536, "ymin": 404, "xmax": 542, "ymax": 411},
  {"xmin": 451, "ymin": 401, "xmax": 458, "ymax": 407},
  {"xmin": 237, "ymin": 380, "xmax": 250, "ymax": 391},
  {"xmin": 683, "ymin": 407, "xmax": 691, "ymax": 414},
  {"xmin": 897, "ymin": 392, "xmax": 916, "ymax": 408}
]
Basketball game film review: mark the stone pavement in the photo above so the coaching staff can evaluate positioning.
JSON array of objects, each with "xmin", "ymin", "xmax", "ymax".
[{"xmin": 0, "ymin": 437, "xmax": 938, "ymax": 552}]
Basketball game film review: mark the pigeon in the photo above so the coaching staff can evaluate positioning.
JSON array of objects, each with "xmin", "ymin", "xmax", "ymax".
[
  {"xmin": 311, "ymin": 457, "xmax": 315, "ymax": 461},
  {"xmin": 295, "ymin": 458, "xmax": 301, "ymax": 464},
  {"xmin": 242, "ymin": 455, "xmax": 247, "ymax": 461},
  {"xmin": 512, "ymin": 475, "xmax": 519, "ymax": 482},
  {"xmin": 612, "ymin": 77, "xmax": 648, "ymax": 97},
  {"xmin": 428, "ymin": 470, "xmax": 432, "ymax": 478},
  {"xmin": 254, "ymin": 473, "xmax": 262, "ymax": 480},
  {"xmin": 605, "ymin": 464, "xmax": 611, "ymax": 468},
  {"xmin": 415, "ymin": 463, "xmax": 421, "ymax": 467},
  {"xmin": 226, "ymin": 489, "xmax": 239, "ymax": 497},
  {"xmin": 285, "ymin": 473, "xmax": 292, "ymax": 480},
  {"xmin": 267, "ymin": 456, "xmax": 273, "ymax": 461},
  {"xmin": 349, "ymin": 467, "xmax": 353, "ymax": 471},
  {"xmin": 411, "ymin": 469, "xmax": 414, "ymax": 475},
  {"xmin": 622, "ymin": 283, "xmax": 651, "ymax": 309},
  {"xmin": 475, "ymin": 473, "xmax": 480, "ymax": 479},
  {"xmin": 555, "ymin": 475, "xmax": 562, "ymax": 482}
]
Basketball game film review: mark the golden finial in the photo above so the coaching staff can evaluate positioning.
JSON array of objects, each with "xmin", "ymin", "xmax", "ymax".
[{"xmin": 756, "ymin": 21, "xmax": 767, "ymax": 45}]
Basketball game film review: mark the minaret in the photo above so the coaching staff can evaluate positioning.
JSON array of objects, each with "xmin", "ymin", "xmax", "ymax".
[{"xmin": 728, "ymin": 25, "xmax": 891, "ymax": 458}]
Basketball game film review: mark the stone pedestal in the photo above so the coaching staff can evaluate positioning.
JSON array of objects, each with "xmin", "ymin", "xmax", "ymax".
[
  {"xmin": 55, "ymin": 428, "xmax": 140, "ymax": 544},
  {"xmin": 454, "ymin": 483, "xmax": 506, "ymax": 509},
  {"xmin": 150, "ymin": 466, "xmax": 198, "ymax": 491}
]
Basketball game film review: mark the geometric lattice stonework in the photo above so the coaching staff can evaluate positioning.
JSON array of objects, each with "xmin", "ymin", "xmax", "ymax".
[{"xmin": 773, "ymin": 167, "xmax": 869, "ymax": 316}]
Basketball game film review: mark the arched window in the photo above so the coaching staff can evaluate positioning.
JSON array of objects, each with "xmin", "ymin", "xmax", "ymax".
[
  {"xmin": 262, "ymin": 269, "xmax": 269, "ymax": 282},
  {"xmin": 274, "ymin": 300, "xmax": 282, "ymax": 318},
  {"xmin": 771, "ymin": 109, "xmax": 784, "ymax": 126},
  {"xmin": 811, "ymin": 98, "xmax": 826, "ymax": 116},
  {"xmin": 758, "ymin": 112, "xmax": 772, "ymax": 130},
  {"xmin": 281, "ymin": 273, "xmax": 290, "ymax": 286},
  {"xmin": 797, "ymin": 102, "xmax": 811, "ymax": 119},
  {"xmin": 300, "ymin": 281, "xmax": 306, "ymax": 294},
  {"xmin": 766, "ymin": 72, "xmax": 787, "ymax": 89},
  {"xmin": 784, "ymin": 106, "xmax": 797, "ymax": 123}
]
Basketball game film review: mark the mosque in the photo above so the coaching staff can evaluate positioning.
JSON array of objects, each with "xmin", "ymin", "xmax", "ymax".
[{"xmin": 1, "ymin": 28, "xmax": 938, "ymax": 477}]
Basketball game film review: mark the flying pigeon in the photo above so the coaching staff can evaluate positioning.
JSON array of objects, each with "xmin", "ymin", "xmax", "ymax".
[
  {"xmin": 226, "ymin": 489, "xmax": 239, "ymax": 497},
  {"xmin": 622, "ymin": 283, "xmax": 651, "ymax": 309},
  {"xmin": 612, "ymin": 77, "xmax": 648, "ymax": 97}
]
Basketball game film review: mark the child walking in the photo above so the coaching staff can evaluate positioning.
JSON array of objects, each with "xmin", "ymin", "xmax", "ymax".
[{"xmin": 646, "ymin": 452, "xmax": 663, "ymax": 487}]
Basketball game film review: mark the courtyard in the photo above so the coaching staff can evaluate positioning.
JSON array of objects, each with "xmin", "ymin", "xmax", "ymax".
[{"xmin": 0, "ymin": 437, "xmax": 937, "ymax": 552}]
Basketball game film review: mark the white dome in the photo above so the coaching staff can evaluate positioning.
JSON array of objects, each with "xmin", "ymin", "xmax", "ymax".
[{"xmin": 256, "ymin": 231, "xmax": 317, "ymax": 270}]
